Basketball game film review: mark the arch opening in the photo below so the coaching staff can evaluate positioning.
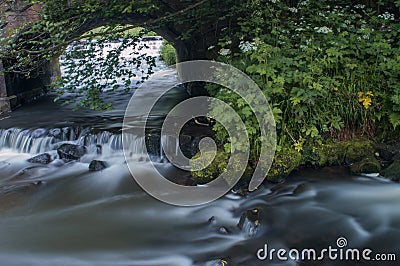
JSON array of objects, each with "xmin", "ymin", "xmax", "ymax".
[{"xmin": 53, "ymin": 24, "xmax": 178, "ymax": 110}]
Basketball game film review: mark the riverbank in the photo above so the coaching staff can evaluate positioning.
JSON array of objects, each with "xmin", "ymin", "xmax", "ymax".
[{"xmin": 267, "ymin": 138, "xmax": 400, "ymax": 183}]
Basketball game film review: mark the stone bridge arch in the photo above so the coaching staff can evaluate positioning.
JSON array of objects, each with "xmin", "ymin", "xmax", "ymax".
[{"xmin": 0, "ymin": 0, "xmax": 228, "ymax": 113}]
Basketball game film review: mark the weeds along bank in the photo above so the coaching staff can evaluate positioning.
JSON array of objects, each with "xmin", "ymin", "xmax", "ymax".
[{"xmin": 192, "ymin": 1, "xmax": 400, "ymax": 182}]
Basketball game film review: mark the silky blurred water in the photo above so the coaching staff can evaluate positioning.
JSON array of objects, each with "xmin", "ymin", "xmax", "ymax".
[{"xmin": 0, "ymin": 40, "xmax": 399, "ymax": 266}]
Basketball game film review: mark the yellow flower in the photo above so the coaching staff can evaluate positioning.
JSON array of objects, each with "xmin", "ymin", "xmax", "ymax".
[
  {"xmin": 362, "ymin": 97, "xmax": 372, "ymax": 109},
  {"xmin": 358, "ymin": 91, "xmax": 373, "ymax": 109}
]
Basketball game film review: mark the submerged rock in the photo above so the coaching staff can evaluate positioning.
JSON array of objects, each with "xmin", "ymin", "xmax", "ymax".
[
  {"xmin": 237, "ymin": 208, "xmax": 260, "ymax": 237},
  {"xmin": 381, "ymin": 160, "xmax": 400, "ymax": 181},
  {"xmin": 27, "ymin": 153, "xmax": 53, "ymax": 164},
  {"xmin": 89, "ymin": 160, "xmax": 108, "ymax": 171},
  {"xmin": 350, "ymin": 156, "xmax": 381, "ymax": 174},
  {"xmin": 218, "ymin": 226, "xmax": 229, "ymax": 234},
  {"xmin": 208, "ymin": 216, "xmax": 217, "ymax": 225},
  {"xmin": 57, "ymin": 144, "xmax": 87, "ymax": 161},
  {"xmin": 96, "ymin": 144, "xmax": 102, "ymax": 155}
]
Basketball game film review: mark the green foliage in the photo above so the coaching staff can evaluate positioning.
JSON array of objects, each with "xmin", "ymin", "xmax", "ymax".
[
  {"xmin": 207, "ymin": 0, "xmax": 399, "ymax": 176},
  {"xmin": 54, "ymin": 26, "xmax": 157, "ymax": 110},
  {"xmin": 185, "ymin": 0, "xmax": 400, "ymax": 181},
  {"xmin": 1, "ymin": 0, "xmax": 221, "ymax": 109},
  {"xmin": 160, "ymin": 41, "xmax": 176, "ymax": 65}
]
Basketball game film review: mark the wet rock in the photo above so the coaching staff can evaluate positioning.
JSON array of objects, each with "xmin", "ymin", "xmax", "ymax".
[
  {"xmin": 89, "ymin": 160, "xmax": 108, "ymax": 171},
  {"xmin": 208, "ymin": 216, "xmax": 216, "ymax": 225},
  {"xmin": 145, "ymin": 133, "xmax": 161, "ymax": 157},
  {"xmin": 96, "ymin": 144, "xmax": 102, "ymax": 155},
  {"xmin": 375, "ymin": 144, "xmax": 397, "ymax": 161},
  {"xmin": 31, "ymin": 128, "xmax": 47, "ymax": 138},
  {"xmin": 190, "ymin": 137, "xmax": 201, "ymax": 157},
  {"xmin": 218, "ymin": 226, "xmax": 229, "ymax": 234},
  {"xmin": 48, "ymin": 128, "xmax": 62, "ymax": 138},
  {"xmin": 179, "ymin": 135, "xmax": 192, "ymax": 158},
  {"xmin": 232, "ymin": 182, "xmax": 250, "ymax": 197},
  {"xmin": 57, "ymin": 143, "xmax": 87, "ymax": 161},
  {"xmin": 237, "ymin": 208, "xmax": 260, "ymax": 237},
  {"xmin": 350, "ymin": 156, "xmax": 381, "ymax": 174},
  {"xmin": 190, "ymin": 151, "xmax": 228, "ymax": 183},
  {"xmin": 381, "ymin": 160, "xmax": 400, "ymax": 181},
  {"xmin": 27, "ymin": 153, "xmax": 52, "ymax": 164}
]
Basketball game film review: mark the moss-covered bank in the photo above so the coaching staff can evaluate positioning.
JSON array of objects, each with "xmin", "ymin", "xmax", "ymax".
[{"xmin": 190, "ymin": 138, "xmax": 400, "ymax": 185}]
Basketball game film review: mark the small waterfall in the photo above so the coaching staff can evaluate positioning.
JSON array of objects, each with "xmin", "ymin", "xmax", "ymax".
[
  {"xmin": 0, "ymin": 128, "xmax": 56, "ymax": 154},
  {"xmin": 0, "ymin": 127, "xmax": 126, "ymax": 156},
  {"xmin": 0, "ymin": 127, "xmax": 184, "ymax": 162}
]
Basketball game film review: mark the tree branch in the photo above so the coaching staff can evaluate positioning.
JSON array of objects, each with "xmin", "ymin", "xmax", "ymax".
[{"xmin": 17, "ymin": 0, "xmax": 210, "ymax": 55}]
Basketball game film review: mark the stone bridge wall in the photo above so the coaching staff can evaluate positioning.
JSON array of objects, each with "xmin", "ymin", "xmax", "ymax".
[{"xmin": 0, "ymin": 1, "xmax": 49, "ymax": 113}]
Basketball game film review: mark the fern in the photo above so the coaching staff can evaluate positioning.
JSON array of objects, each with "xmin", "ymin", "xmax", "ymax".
[{"xmin": 389, "ymin": 112, "xmax": 400, "ymax": 130}]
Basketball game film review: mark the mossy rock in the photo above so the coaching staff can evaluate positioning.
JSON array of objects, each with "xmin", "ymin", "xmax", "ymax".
[
  {"xmin": 190, "ymin": 151, "xmax": 228, "ymax": 183},
  {"xmin": 189, "ymin": 150, "xmax": 262, "ymax": 185},
  {"xmin": 344, "ymin": 140, "xmax": 375, "ymax": 164},
  {"xmin": 267, "ymin": 146, "xmax": 302, "ymax": 182},
  {"xmin": 302, "ymin": 142, "xmax": 347, "ymax": 167},
  {"xmin": 191, "ymin": 150, "xmax": 252, "ymax": 185},
  {"xmin": 301, "ymin": 139, "xmax": 374, "ymax": 167},
  {"xmin": 381, "ymin": 160, "xmax": 400, "ymax": 181},
  {"xmin": 350, "ymin": 156, "xmax": 381, "ymax": 174}
]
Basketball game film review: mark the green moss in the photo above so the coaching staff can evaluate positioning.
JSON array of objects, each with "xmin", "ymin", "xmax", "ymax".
[
  {"xmin": 302, "ymin": 139, "xmax": 376, "ymax": 167},
  {"xmin": 302, "ymin": 142, "xmax": 347, "ymax": 167},
  {"xmin": 190, "ymin": 139, "xmax": 380, "ymax": 184},
  {"xmin": 190, "ymin": 151, "xmax": 228, "ymax": 183},
  {"xmin": 343, "ymin": 139, "xmax": 375, "ymax": 164},
  {"xmin": 350, "ymin": 156, "xmax": 381, "ymax": 174},
  {"xmin": 266, "ymin": 146, "xmax": 302, "ymax": 182},
  {"xmin": 381, "ymin": 160, "xmax": 400, "ymax": 181},
  {"xmin": 190, "ymin": 150, "xmax": 258, "ymax": 185}
]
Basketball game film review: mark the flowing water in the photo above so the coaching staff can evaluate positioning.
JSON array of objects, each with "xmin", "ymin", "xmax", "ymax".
[{"xmin": 0, "ymin": 41, "xmax": 399, "ymax": 266}]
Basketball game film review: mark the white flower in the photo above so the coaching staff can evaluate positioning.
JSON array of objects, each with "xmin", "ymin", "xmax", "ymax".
[
  {"xmin": 238, "ymin": 41, "xmax": 256, "ymax": 52},
  {"xmin": 378, "ymin": 12, "xmax": 395, "ymax": 21},
  {"xmin": 314, "ymin": 26, "xmax": 333, "ymax": 34},
  {"xmin": 354, "ymin": 4, "xmax": 365, "ymax": 9},
  {"xmin": 288, "ymin": 7, "xmax": 298, "ymax": 13},
  {"xmin": 299, "ymin": 0, "xmax": 309, "ymax": 6},
  {"xmin": 219, "ymin": 48, "xmax": 231, "ymax": 56},
  {"xmin": 269, "ymin": 0, "xmax": 278, "ymax": 3}
]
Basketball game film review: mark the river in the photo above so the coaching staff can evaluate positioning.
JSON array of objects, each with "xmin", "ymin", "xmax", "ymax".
[{"xmin": 0, "ymin": 40, "xmax": 399, "ymax": 266}]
